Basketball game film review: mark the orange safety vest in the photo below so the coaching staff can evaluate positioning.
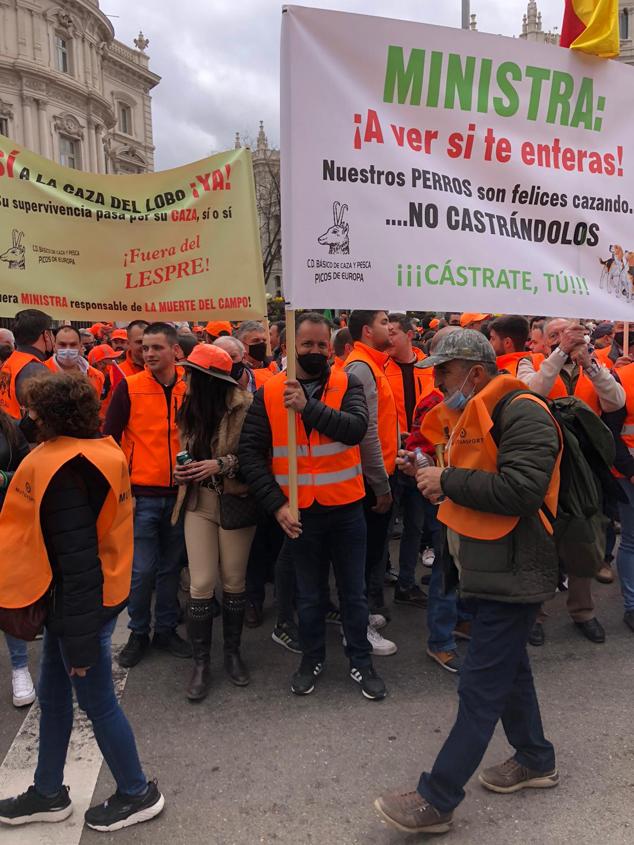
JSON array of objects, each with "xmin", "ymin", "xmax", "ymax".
[
  {"xmin": 496, "ymin": 351, "xmax": 531, "ymax": 379},
  {"xmin": 263, "ymin": 369, "xmax": 365, "ymax": 509},
  {"xmin": 119, "ymin": 353, "xmax": 144, "ymax": 378},
  {"xmin": 253, "ymin": 366, "xmax": 276, "ymax": 389},
  {"xmin": 345, "ymin": 341, "xmax": 398, "ymax": 475},
  {"xmin": 532, "ymin": 353, "xmax": 601, "ymax": 415},
  {"xmin": 332, "ymin": 356, "xmax": 346, "ymax": 372},
  {"xmin": 0, "ymin": 436, "xmax": 133, "ymax": 609},
  {"xmin": 44, "ymin": 357, "xmax": 105, "ymax": 397},
  {"xmin": 439, "ymin": 375, "xmax": 562, "ymax": 540},
  {"xmin": 612, "ymin": 362, "xmax": 634, "ymax": 478},
  {"xmin": 594, "ymin": 346, "xmax": 615, "ymax": 370},
  {"xmin": 122, "ymin": 369, "xmax": 186, "ymax": 488},
  {"xmin": 385, "ymin": 347, "xmax": 428, "ymax": 432},
  {"xmin": 0, "ymin": 350, "xmax": 42, "ymax": 419}
]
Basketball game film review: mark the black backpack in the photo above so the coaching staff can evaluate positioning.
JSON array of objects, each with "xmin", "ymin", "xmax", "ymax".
[{"xmin": 492, "ymin": 391, "xmax": 624, "ymax": 577}]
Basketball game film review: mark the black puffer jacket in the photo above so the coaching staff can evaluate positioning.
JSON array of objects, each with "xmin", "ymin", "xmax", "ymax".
[
  {"xmin": 0, "ymin": 421, "xmax": 30, "ymax": 508},
  {"xmin": 239, "ymin": 369, "xmax": 368, "ymax": 514},
  {"xmin": 42, "ymin": 454, "xmax": 126, "ymax": 668},
  {"xmin": 441, "ymin": 393, "xmax": 561, "ymax": 604}
]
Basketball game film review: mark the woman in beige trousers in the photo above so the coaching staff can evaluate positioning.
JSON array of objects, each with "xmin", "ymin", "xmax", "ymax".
[{"xmin": 173, "ymin": 344, "xmax": 257, "ymax": 701}]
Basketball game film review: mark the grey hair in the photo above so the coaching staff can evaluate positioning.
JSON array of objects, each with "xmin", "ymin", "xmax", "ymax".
[
  {"xmin": 0, "ymin": 328, "xmax": 15, "ymax": 344},
  {"xmin": 214, "ymin": 335, "xmax": 245, "ymax": 357},
  {"xmin": 234, "ymin": 320, "xmax": 264, "ymax": 340}
]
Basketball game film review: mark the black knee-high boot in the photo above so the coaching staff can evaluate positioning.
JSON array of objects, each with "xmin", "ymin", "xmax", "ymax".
[
  {"xmin": 223, "ymin": 592, "xmax": 250, "ymax": 686},
  {"xmin": 186, "ymin": 598, "xmax": 213, "ymax": 701}
]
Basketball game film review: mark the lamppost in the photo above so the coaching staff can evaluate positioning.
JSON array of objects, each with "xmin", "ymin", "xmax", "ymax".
[{"xmin": 462, "ymin": 0, "xmax": 470, "ymax": 30}]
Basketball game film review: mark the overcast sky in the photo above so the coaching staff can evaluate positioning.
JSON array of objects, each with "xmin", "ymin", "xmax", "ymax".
[{"xmin": 102, "ymin": 1, "xmax": 559, "ymax": 170}]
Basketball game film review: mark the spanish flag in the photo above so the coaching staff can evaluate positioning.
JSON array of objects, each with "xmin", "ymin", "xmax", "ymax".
[{"xmin": 560, "ymin": 0, "xmax": 620, "ymax": 57}]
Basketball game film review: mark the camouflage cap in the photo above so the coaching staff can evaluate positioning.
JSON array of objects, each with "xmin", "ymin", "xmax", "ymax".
[{"xmin": 416, "ymin": 328, "xmax": 496, "ymax": 369}]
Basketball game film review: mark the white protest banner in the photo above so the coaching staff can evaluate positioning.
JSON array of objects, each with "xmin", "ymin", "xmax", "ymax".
[{"xmin": 281, "ymin": 5, "xmax": 634, "ymax": 320}]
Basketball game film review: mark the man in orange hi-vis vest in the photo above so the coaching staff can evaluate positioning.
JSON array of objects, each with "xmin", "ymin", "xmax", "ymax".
[
  {"xmin": 376, "ymin": 329, "xmax": 563, "ymax": 836},
  {"xmin": 0, "ymin": 309, "xmax": 51, "ymax": 421},
  {"xmin": 239, "ymin": 312, "xmax": 387, "ymax": 702},
  {"xmin": 516, "ymin": 317, "xmax": 625, "ymax": 646}
]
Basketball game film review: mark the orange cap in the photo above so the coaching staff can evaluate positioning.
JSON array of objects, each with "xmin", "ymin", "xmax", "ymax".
[
  {"xmin": 181, "ymin": 343, "xmax": 236, "ymax": 384},
  {"xmin": 88, "ymin": 322, "xmax": 107, "ymax": 337},
  {"xmin": 429, "ymin": 318, "xmax": 440, "ymax": 330},
  {"xmin": 110, "ymin": 329, "xmax": 128, "ymax": 341},
  {"xmin": 192, "ymin": 326, "xmax": 204, "ymax": 334},
  {"xmin": 205, "ymin": 320, "xmax": 232, "ymax": 337},
  {"xmin": 88, "ymin": 344, "xmax": 123, "ymax": 365},
  {"xmin": 459, "ymin": 313, "xmax": 490, "ymax": 328}
]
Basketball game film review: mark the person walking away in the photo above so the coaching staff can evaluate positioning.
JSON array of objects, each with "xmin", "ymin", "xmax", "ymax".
[
  {"xmin": 375, "ymin": 330, "xmax": 562, "ymax": 834},
  {"xmin": 488, "ymin": 315, "xmax": 531, "ymax": 377},
  {"xmin": 332, "ymin": 328, "xmax": 354, "ymax": 371},
  {"xmin": 239, "ymin": 312, "xmax": 387, "ymax": 700},
  {"xmin": 345, "ymin": 310, "xmax": 398, "ymax": 655},
  {"xmin": 386, "ymin": 313, "xmax": 429, "ymax": 610},
  {"xmin": 104, "ymin": 322, "xmax": 190, "ymax": 667},
  {"xmin": 517, "ymin": 318, "xmax": 625, "ymax": 643},
  {"xmin": 172, "ymin": 345, "xmax": 256, "ymax": 699},
  {"xmin": 45, "ymin": 326, "xmax": 105, "ymax": 397},
  {"xmin": 0, "ymin": 405, "xmax": 34, "ymax": 707},
  {"xmin": 0, "ymin": 372, "xmax": 164, "ymax": 832},
  {"xmin": 0, "ymin": 309, "xmax": 51, "ymax": 420}
]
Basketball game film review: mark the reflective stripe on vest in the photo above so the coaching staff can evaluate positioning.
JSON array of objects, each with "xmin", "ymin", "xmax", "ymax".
[
  {"xmin": 385, "ymin": 348, "xmax": 428, "ymax": 432},
  {"xmin": 263, "ymin": 369, "xmax": 365, "ymax": 509},
  {"xmin": 0, "ymin": 436, "xmax": 133, "ymax": 609},
  {"xmin": 122, "ymin": 369, "xmax": 186, "ymax": 488},
  {"xmin": 532, "ymin": 353, "xmax": 601, "ymax": 415},
  {"xmin": 439, "ymin": 375, "xmax": 562, "ymax": 540},
  {"xmin": 0, "ymin": 350, "xmax": 41, "ymax": 419},
  {"xmin": 345, "ymin": 341, "xmax": 398, "ymax": 474}
]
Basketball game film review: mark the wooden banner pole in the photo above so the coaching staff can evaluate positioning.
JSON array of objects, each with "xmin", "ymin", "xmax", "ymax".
[
  {"xmin": 263, "ymin": 316, "xmax": 273, "ymax": 358},
  {"xmin": 285, "ymin": 308, "xmax": 299, "ymax": 518},
  {"xmin": 624, "ymin": 322, "xmax": 630, "ymax": 358}
]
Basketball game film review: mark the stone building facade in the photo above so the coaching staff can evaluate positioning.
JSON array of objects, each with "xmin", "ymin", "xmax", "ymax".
[
  {"xmin": 0, "ymin": 0, "xmax": 160, "ymax": 174},
  {"xmin": 235, "ymin": 122, "xmax": 282, "ymax": 297}
]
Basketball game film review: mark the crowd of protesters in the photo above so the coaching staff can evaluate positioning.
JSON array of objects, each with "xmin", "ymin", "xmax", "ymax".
[{"xmin": 0, "ymin": 306, "xmax": 632, "ymax": 835}]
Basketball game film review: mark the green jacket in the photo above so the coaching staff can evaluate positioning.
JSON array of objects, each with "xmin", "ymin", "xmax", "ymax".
[{"xmin": 441, "ymin": 391, "xmax": 561, "ymax": 604}]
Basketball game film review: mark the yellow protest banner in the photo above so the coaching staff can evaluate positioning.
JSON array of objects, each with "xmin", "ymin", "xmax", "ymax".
[{"xmin": 0, "ymin": 138, "xmax": 266, "ymax": 320}]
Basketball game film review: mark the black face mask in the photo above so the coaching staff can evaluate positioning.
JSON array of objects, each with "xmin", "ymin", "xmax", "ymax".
[
  {"xmin": 231, "ymin": 362, "xmax": 245, "ymax": 381},
  {"xmin": 298, "ymin": 352, "xmax": 329, "ymax": 378},
  {"xmin": 0, "ymin": 344, "xmax": 13, "ymax": 362},
  {"xmin": 248, "ymin": 342, "xmax": 267, "ymax": 363},
  {"xmin": 614, "ymin": 332, "xmax": 624, "ymax": 348}
]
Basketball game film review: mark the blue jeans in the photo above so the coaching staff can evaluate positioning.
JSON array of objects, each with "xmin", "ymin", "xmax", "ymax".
[
  {"xmin": 290, "ymin": 503, "xmax": 371, "ymax": 667},
  {"xmin": 4, "ymin": 633, "xmax": 28, "ymax": 670},
  {"xmin": 34, "ymin": 618, "xmax": 147, "ymax": 797},
  {"xmin": 617, "ymin": 478, "xmax": 634, "ymax": 612},
  {"xmin": 128, "ymin": 495, "xmax": 185, "ymax": 636},
  {"xmin": 418, "ymin": 600, "xmax": 555, "ymax": 813},
  {"xmin": 396, "ymin": 473, "xmax": 426, "ymax": 590}
]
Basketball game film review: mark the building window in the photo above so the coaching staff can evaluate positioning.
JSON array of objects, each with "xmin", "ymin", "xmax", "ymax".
[
  {"xmin": 0, "ymin": 117, "xmax": 8, "ymax": 137},
  {"xmin": 621, "ymin": 9, "xmax": 630, "ymax": 39},
  {"xmin": 118, "ymin": 103, "xmax": 133, "ymax": 135},
  {"xmin": 59, "ymin": 135, "xmax": 80, "ymax": 169},
  {"xmin": 55, "ymin": 35, "xmax": 71, "ymax": 74}
]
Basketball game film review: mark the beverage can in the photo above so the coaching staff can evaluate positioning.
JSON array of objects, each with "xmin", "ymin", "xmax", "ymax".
[{"xmin": 176, "ymin": 450, "xmax": 194, "ymax": 466}]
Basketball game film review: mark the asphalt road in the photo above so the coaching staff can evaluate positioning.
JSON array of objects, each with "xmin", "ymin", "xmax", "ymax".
[{"xmin": 1, "ymin": 553, "xmax": 633, "ymax": 845}]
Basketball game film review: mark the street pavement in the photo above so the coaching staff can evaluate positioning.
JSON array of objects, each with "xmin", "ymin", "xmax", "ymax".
[{"xmin": 1, "ymin": 550, "xmax": 633, "ymax": 845}]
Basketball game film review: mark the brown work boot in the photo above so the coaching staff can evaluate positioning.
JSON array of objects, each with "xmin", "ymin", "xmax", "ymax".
[
  {"xmin": 479, "ymin": 757, "xmax": 559, "ymax": 794},
  {"xmin": 374, "ymin": 791, "xmax": 453, "ymax": 834},
  {"xmin": 452, "ymin": 621, "xmax": 472, "ymax": 640},
  {"xmin": 595, "ymin": 563, "xmax": 615, "ymax": 584}
]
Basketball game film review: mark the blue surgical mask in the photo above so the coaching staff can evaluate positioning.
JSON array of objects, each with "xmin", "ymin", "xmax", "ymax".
[{"xmin": 443, "ymin": 369, "xmax": 474, "ymax": 411}]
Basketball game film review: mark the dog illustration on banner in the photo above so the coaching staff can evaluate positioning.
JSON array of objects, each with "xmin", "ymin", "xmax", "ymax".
[
  {"xmin": 599, "ymin": 244, "xmax": 634, "ymax": 302},
  {"xmin": 318, "ymin": 201, "xmax": 349, "ymax": 254},
  {"xmin": 0, "ymin": 229, "xmax": 26, "ymax": 270}
]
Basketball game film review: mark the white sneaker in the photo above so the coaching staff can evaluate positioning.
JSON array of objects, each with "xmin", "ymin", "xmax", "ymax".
[
  {"xmin": 12, "ymin": 667, "xmax": 36, "ymax": 708},
  {"xmin": 368, "ymin": 613, "xmax": 387, "ymax": 630},
  {"xmin": 367, "ymin": 626, "xmax": 397, "ymax": 656},
  {"xmin": 421, "ymin": 547, "xmax": 435, "ymax": 567}
]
